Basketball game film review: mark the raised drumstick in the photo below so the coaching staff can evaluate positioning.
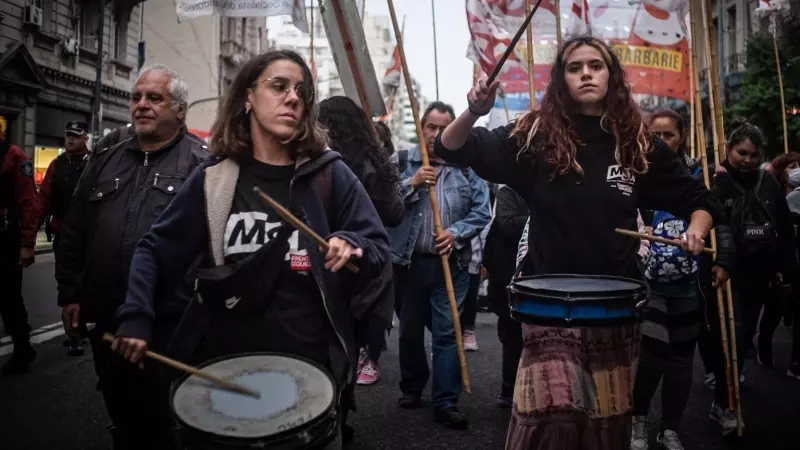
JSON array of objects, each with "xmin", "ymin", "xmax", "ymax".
[
  {"xmin": 615, "ymin": 228, "xmax": 715, "ymax": 255},
  {"xmin": 103, "ymin": 333, "xmax": 260, "ymax": 399},
  {"xmin": 253, "ymin": 187, "xmax": 360, "ymax": 274},
  {"xmin": 487, "ymin": 0, "xmax": 545, "ymax": 84}
]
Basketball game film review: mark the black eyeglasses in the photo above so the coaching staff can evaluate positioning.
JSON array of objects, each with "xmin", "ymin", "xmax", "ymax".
[{"xmin": 255, "ymin": 76, "xmax": 314, "ymax": 103}]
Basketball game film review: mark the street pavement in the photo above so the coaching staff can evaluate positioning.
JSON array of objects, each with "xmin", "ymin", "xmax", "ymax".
[{"xmin": 2, "ymin": 256, "xmax": 800, "ymax": 449}]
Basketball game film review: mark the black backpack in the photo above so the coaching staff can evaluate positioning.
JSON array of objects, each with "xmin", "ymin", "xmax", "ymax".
[{"xmin": 729, "ymin": 170, "xmax": 777, "ymax": 260}]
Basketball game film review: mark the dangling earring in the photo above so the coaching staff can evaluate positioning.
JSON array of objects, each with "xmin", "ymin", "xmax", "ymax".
[{"xmin": 245, "ymin": 105, "xmax": 251, "ymax": 115}]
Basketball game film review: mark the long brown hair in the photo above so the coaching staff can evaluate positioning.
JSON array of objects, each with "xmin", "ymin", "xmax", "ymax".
[
  {"xmin": 511, "ymin": 36, "xmax": 649, "ymax": 178},
  {"xmin": 210, "ymin": 50, "xmax": 327, "ymax": 161}
]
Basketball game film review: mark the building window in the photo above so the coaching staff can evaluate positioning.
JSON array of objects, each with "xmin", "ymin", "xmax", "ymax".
[
  {"xmin": 241, "ymin": 18, "xmax": 248, "ymax": 47},
  {"xmin": 114, "ymin": 11, "xmax": 130, "ymax": 61},
  {"xmin": 727, "ymin": 5, "xmax": 737, "ymax": 60},
  {"xmin": 80, "ymin": 2, "xmax": 100, "ymax": 50}
]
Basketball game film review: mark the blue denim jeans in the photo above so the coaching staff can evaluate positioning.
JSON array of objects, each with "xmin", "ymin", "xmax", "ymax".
[{"xmin": 399, "ymin": 254, "xmax": 470, "ymax": 412}]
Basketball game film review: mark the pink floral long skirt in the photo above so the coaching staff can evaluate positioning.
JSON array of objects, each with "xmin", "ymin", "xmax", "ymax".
[{"xmin": 505, "ymin": 324, "xmax": 641, "ymax": 450}]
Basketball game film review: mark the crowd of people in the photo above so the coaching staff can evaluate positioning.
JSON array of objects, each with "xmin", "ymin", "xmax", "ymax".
[{"xmin": 0, "ymin": 35, "xmax": 798, "ymax": 450}]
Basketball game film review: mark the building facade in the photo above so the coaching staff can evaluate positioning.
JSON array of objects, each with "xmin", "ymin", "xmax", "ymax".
[
  {"xmin": 0, "ymin": 0, "xmax": 142, "ymax": 183},
  {"xmin": 141, "ymin": 0, "xmax": 268, "ymax": 135}
]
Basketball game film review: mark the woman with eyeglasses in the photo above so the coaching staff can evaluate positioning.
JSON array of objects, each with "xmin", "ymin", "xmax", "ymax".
[{"xmin": 109, "ymin": 50, "xmax": 390, "ymax": 449}]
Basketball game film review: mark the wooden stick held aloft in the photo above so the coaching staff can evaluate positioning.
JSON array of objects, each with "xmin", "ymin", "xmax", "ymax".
[
  {"xmin": 614, "ymin": 228, "xmax": 715, "ymax": 255},
  {"xmin": 103, "ymin": 333, "xmax": 260, "ymax": 399},
  {"xmin": 487, "ymin": 0, "xmax": 544, "ymax": 84},
  {"xmin": 253, "ymin": 187, "xmax": 360, "ymax": 274},
  {"xmin": 386, "ymin": 0, "xmax": 471, "ymax": 393}
]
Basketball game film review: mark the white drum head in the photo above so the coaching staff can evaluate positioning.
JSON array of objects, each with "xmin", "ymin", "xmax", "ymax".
[{"xmin": 172, "ymin": 354, "xmax": 335, "ymax": 439}]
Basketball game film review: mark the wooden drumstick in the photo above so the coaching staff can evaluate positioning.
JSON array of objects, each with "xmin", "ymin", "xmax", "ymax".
[
  {"xmin": 253, "ymin": 187, "xmax": 360, "ymax": 274},
  {"xmin": 486, "ymin": 0, "xmax": 544, "ymax": 84},
  {"xmin": 102, "ymin": 333, "xmax": 261, "ymax": 399},
  {"xmin": 614, "ymin": 228, "xmax": 715, "ymax": 255}
]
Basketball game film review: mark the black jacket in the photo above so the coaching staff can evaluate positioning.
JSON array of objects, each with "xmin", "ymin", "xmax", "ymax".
[
  {"xmin": 485, "ymin": 186, "xmax": 529, "ymax": 287},
  {"xmin": 712, "ymin": 161, "xmax": 797, "ymax": 284},
  {"xmin": 56, "ymin": 126, "xmax": 209, "ymax": 325},
  {"xmin": 115, "ymin": 150, "xmax": 390, "ymax": 395}
]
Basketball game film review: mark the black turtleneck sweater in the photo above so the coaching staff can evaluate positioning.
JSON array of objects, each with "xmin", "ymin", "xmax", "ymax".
[{"xmin": 435, "ymin": 114, "xmax": 721, "ymax": 280}]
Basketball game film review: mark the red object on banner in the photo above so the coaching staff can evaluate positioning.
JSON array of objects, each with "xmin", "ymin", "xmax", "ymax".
[
  {"xmin": 378, "ymin": 44, "xmax": 403, "ymax": 122},
  {"xmin": 466, "ymin": 0, "xmax": 691, "ymax": 103},
  {"xmin": 616, "ymin": 1, "xmax": 691, "ymax": 103}
]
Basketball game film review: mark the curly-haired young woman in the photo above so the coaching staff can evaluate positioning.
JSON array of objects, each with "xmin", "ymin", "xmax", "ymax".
[{"xmin": 434, "ymin": 36, "xmax": 723, "ymax": 450}]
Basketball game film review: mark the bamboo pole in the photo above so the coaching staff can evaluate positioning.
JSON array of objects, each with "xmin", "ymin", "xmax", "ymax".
[
  {"xmin": 689, "ymin": 24, "xmax": 696, "ymax": 161},
  {"xmin": 703, "ymin": 0, "xmax": 725, "ymax": 163},
  {"xmin": 501, "ymin": 91, "xmax": 511, "ymax": 122},
  {"xmin": 554, "ymin": 0, "xmax": 562, "ymax": 47},
  {"xmin": 771, "ymin": 15, "xmax": 789, "ymax": 154},
  {"xmin": 691, "ymin": 0, "xmax": 736, "ymax": 417},
  {"xmin": 309, "ymin": 1, "xmax": 315, "ymax": 83},
  {"xmin": 386, "ymin": 0, "xmax": 471, "ymax": 393},
  {"xmin": 432, "ymin": 0, "xmax": 440, "ymax": 101},
  {"xmin": 699, "ymin": 0, "xmax": 744, "ymax": 436},
  {"xmin": 331, "ymin": 0, "xmax": 372, "ymax": 118},
  {"xmin": 525, "ymin": 0, "xmax": 536, "ymax": 110}
]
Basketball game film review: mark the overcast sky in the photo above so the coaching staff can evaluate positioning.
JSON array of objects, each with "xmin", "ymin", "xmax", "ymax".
[{"xmin": 269, "ymin": 0, "xmax": 474, "ymax": 117}]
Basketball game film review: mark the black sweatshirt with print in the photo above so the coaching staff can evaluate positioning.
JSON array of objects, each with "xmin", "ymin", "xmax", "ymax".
[{"xmin": 435, "ymin": 115, "xmax": 724, "ymax": 280}]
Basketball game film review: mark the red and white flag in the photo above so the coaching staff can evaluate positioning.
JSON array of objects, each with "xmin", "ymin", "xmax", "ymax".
[{"xmin": 378, "ymin": 45, "xmax": 402, "ymax": 121}]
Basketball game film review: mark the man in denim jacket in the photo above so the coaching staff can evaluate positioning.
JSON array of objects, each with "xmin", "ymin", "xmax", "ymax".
[{"xmin": 388, "ymin": 102, "xmax": 491, "ymax": 429}]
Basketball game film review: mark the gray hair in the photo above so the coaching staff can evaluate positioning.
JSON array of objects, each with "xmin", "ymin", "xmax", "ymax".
[{"xmin": 135, "ymin": 64, "xmax": 189, "ymax": 112}]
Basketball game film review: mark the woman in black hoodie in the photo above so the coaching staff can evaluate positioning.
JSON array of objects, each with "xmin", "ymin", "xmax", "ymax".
[
  {"xmin": 319, "ymin": 96, "xmax": 403, "ymax": 387},
  {"xmin": 707, "ymin": 119, "xmax": 797, "ymax": 433}
]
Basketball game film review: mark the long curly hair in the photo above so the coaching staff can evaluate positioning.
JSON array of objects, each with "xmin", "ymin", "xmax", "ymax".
[
  {"xmin": 318, "ymin": 96, "xmax": 398, "ymax": 185},
  {"xmin": 511, "ymin": 36, "xmax": 650, "ymax": 179}
]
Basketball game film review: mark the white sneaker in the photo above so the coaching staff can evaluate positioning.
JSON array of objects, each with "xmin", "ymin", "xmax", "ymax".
[
  {"xmin": 703, "ymin": 372, "xmax": 716, "ymax": 390},
  {"xmin": 463, "ymin": 330, "xmax": 479, "ymax": 351},
  {"xmin": 656, "ymin": 430, "xmax": 684, "ymax": 450},
  {"xmin": 709, "ymin": 402, "xmax": 738, "ymax": 436},
  {"xmin": 630, "ymin": 415, "xmax": 649, "ymax": 450}
]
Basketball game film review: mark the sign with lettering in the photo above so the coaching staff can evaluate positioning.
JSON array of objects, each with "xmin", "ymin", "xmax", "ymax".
[{"xmin": 176, "ymin": 0, "xmax": 309, "ymax": 32}]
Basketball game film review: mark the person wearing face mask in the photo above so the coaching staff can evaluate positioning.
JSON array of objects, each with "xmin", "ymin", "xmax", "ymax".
[
  {"xmin": 707, "ymin": 119, "xmax": 797, "ymax": 433},
  {"xmin": 630, "ymin": 110, "xmax": 735, "ymax": 450},
  {"xmin": 110, "ymin": 50, "xmax": 390, "ymax": 450},
  {"xmin": 435, "ymin": 36, "xmax": 723, "ymax": 449},
  {"xmin": 55, "ymin": 64, "xmax": 209, "ymax": 449}
]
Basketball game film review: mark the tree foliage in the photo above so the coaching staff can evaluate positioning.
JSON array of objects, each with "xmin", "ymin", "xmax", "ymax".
[{"xmin": 730, "ymin": 33, "xmax": 800, "ymax": 159}]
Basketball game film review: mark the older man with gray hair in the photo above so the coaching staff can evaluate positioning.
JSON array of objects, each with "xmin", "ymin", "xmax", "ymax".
[{"xmin": 56, "ymin": 64, "xmax": 208, "ymax": 450}]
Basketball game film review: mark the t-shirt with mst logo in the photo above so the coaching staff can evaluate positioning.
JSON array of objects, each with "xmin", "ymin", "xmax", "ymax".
[{"xmin": 223, "ymin": 158, "xmax": 334, "ymax": 367}]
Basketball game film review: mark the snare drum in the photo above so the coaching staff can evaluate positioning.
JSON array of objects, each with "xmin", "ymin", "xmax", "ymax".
[
  {"xmin": 508, "ymin": 274, "xmax": 648, "ymax": 327},
  {"xmin": 170, "ymin": 353, "xmax": 338, "ymax": 449}
]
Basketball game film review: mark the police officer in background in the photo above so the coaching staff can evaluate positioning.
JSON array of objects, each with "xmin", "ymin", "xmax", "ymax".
[
  {"xmin": 38, "ymin": 120, "xmax": 90, "ymax": 356},
  {"xmin": 0, "ymin": 120, "xmax": 39, "ymax": 376},
  {"xmin": 56, "ymin": 64, "xmax": 208, "ymax": 450}
]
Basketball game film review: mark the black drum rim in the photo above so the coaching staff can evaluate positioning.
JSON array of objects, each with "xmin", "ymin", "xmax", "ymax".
[{"xmin": 169, "ymin": 351, "xmax": 339, "ymax": 447}]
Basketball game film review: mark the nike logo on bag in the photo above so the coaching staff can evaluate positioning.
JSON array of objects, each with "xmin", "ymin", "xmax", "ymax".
[{"xmin": 225, "ymin": 297, "xmax": 241, "ymax": 309}]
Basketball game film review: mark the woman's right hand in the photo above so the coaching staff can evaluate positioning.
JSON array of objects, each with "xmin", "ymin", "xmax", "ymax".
[
  {"xmin": 111, "ymin": 336, "xmax": 149, "ymax": 367},
  {"xmin": 467, "ymin": 78, "xmax": 501, "ymax": 116}
]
